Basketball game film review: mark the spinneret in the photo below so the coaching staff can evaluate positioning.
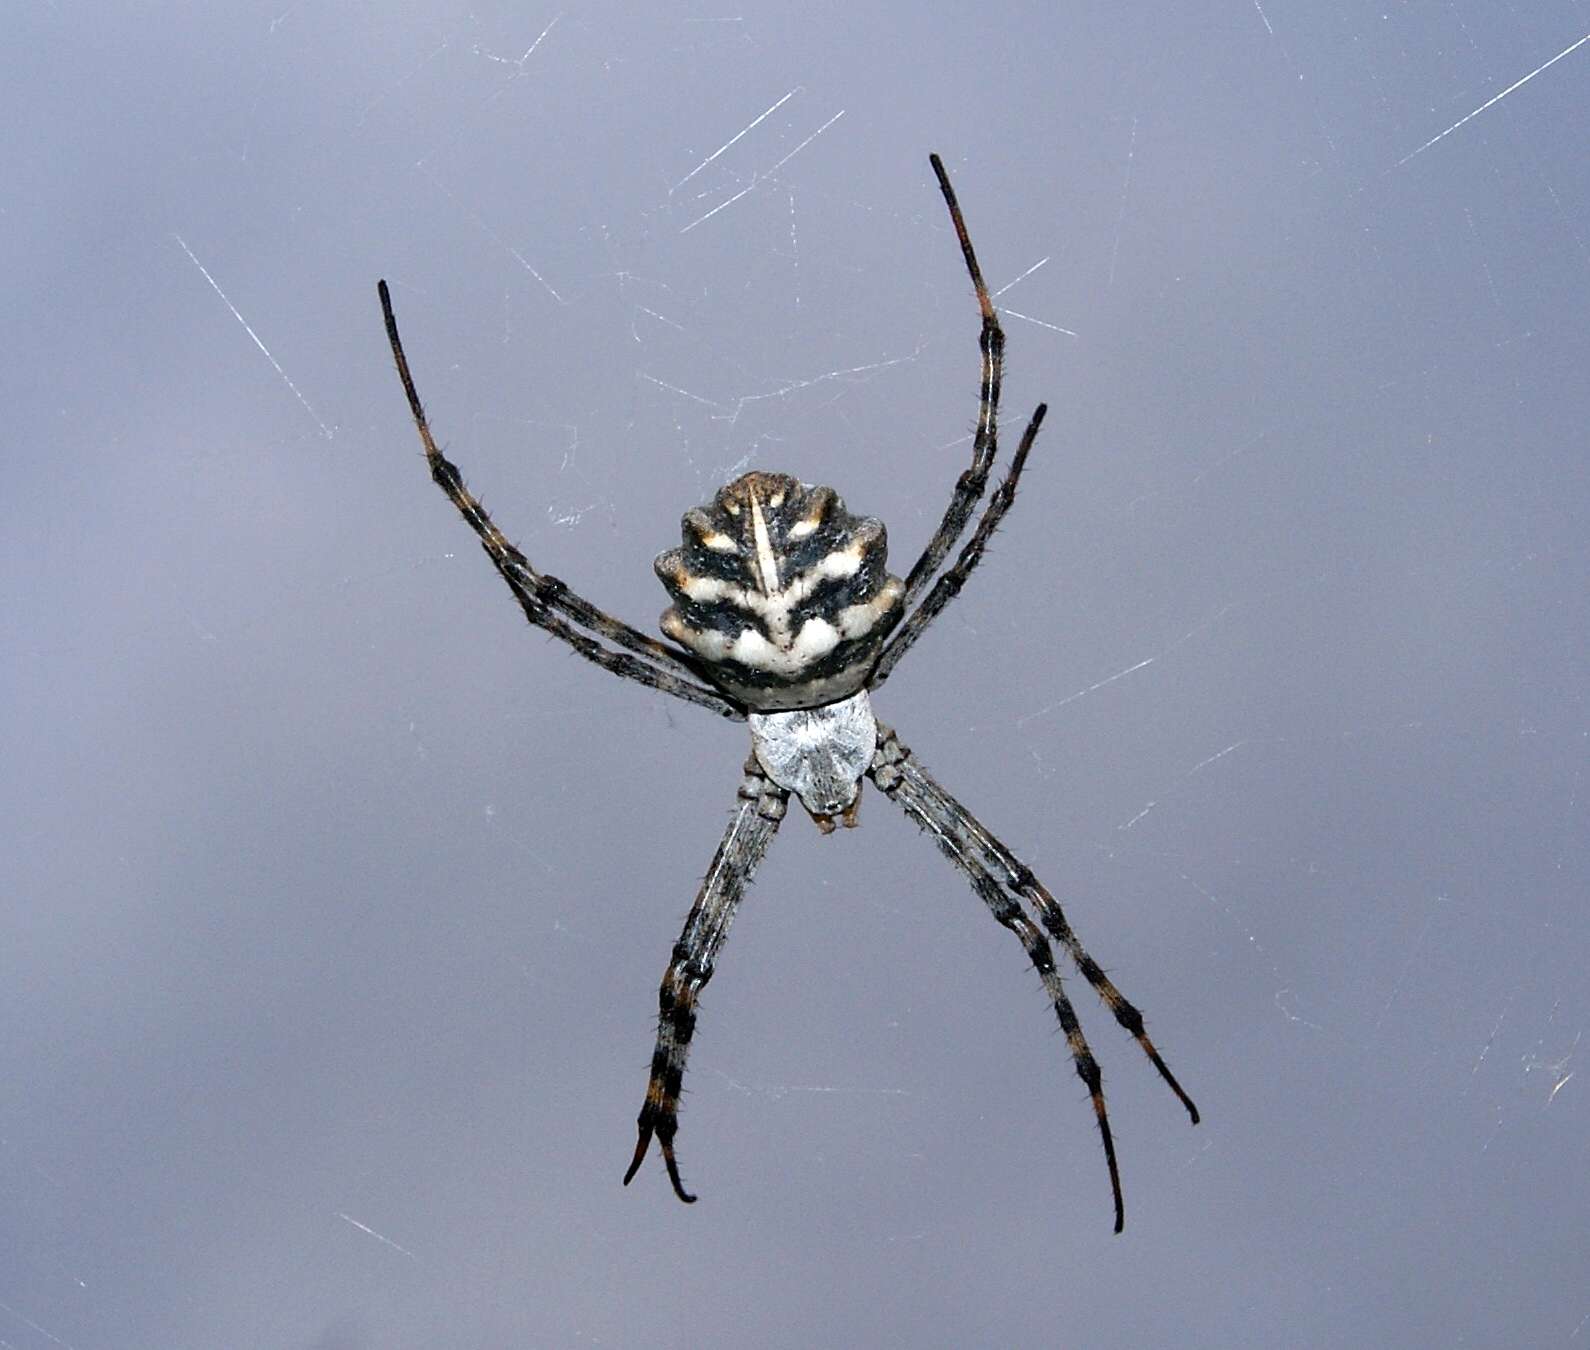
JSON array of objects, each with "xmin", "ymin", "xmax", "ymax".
[{"xmin": 655, "ymin": 471, "xmax": 905, "ymax": 710}]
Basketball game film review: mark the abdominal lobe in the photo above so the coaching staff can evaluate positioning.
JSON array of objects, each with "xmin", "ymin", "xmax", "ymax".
[{"xmin": 655, "ymin": 471, "xmax": 904, "ymax": 710}]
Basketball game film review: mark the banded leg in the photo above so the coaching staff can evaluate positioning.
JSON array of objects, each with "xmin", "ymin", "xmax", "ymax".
[
  {"xmin": 498, "ymin": 571, "xmax": 741, "ymax": 719},
  {"xmin": 624, "ymin": 760, "xmax": 788, "ymax": 1201},
  {"xmin": 887, "ymin": 739, "xmax": 1200, "ymax": 1128},
  {"xmin": 378, "ymin": 281, "xmax": 742, "ymax": 720},
  {"xmin": 870, "ymin": 725, "xmax": 1128, "ymax": 1232},
  {"xmin": 899, "ymin": 154, "xmax": 1009, "ymax": 606},
  {"xmin": 871, "ymin": 401, "xmax": 1046, "ymax": 686}
]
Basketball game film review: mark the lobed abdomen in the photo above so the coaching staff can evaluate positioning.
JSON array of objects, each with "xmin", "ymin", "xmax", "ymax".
[{"xmin": 655, "ymin": 471, "xmax": 904, "ymax": 710}]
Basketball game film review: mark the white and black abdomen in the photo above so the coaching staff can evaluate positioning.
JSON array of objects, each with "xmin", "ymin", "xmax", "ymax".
[{"xmin": 655, "ymin": 471, "xmax": 905, "ymax": 711}]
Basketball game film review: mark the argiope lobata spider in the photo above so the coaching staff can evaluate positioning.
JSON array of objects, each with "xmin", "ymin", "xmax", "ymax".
[{"xmin": 378, "ymin": 154, "xmax": 1198, "ymax": 1232}]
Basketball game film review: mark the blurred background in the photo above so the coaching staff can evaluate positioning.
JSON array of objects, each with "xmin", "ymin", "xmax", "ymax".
[{"xmin": 4, "ymin": 3, "xmax": 1587, "ymax": 1345}]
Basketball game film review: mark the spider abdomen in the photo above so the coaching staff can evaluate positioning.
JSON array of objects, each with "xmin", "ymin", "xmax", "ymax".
[{"xmin": 656, "ymin": 471, "xmax": 904, "ymax": 710}]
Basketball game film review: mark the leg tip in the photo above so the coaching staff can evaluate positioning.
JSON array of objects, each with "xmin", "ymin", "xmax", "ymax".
[
  {"xmin": 662, "ymin": 1147, "xmax": 698, "ymax": 1204},
  {"xmin": 623, "ymin": 1126, "xmax": 652, "ymax": 1187}
]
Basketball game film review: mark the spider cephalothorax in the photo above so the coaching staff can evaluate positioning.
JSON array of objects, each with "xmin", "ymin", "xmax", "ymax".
[
  {"xmin": 378, "ymin": 154, "xmax": 1199, "ymax": 1232},
  {"xmin": 655, "ymin": 470, "xmax": 904, "ymax": 711}
]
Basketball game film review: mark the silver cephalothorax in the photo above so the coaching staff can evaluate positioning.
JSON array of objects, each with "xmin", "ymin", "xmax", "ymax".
[{"xmin": 748, "ymin": 688, "xmax": 876, "ymax": 828}]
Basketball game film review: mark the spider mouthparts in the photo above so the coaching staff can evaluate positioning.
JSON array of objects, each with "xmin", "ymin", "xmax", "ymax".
[{"xmin": 809, "ymin": 796, "xmax": 863, "ymax": 834}]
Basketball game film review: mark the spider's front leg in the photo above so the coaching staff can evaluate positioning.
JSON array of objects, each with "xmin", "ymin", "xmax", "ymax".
[
  {"xmin": 868, "ymin": 725, "xmax": 1198, "ymax": 1232},
  {"xmin": 624, "ymin": 759, "xmax": 788, "ymax": 1201}
]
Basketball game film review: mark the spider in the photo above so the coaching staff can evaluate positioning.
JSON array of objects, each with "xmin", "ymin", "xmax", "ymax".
[{"xmin": 377, "ymin": 153, "xmax": 1198, "ymax": 1232}]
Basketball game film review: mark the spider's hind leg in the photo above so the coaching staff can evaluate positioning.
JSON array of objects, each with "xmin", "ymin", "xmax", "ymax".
[
  {"xmin": 896, "ymin": 154, "xmax": 1009, "ymax": 606},
  {"xmin": 376, "ymin": 279, "xmax": 745, "ymax": 721}
]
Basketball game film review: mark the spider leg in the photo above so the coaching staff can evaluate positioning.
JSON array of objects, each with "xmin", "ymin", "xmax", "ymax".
[
  {"xmin": 503, "ymin": 577, "xmax": 742, "ymax": 719},
  {"xmin": 378, "ymin": 280, "xmax": 743, "ymax": 720},
  {"xmin": 870, "ymin": 402, "xmax": 1046, "ymax": 687},
  {"xmin": 878, "ymin": 727, "xmax": 1200, "ymax": 1125},
  {"xmin": 625, "ymin": 759, "xmax": 788, "ymax": 1201},
  {"xmin": 977, "ymin": 853, "xmax": 1199, "ymax": 1126},
  {"xmin": 898, "ymin": 154, "xmax": 1009, "ymax": 609},
  {"xmin": 869, "ymin": 723, "xmax": 1126, "ymax": 1232}
]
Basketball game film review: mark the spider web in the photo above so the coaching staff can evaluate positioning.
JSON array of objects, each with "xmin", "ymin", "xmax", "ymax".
[{"xmin": 2, "ymin": 3, "xmax": 1587, "ymax": 1347}]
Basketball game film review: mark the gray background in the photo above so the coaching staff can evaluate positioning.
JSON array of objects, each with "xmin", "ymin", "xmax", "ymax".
[{"xmin": 4, "ymin": 3, "xmax": 1587, "ymax": 1346}]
